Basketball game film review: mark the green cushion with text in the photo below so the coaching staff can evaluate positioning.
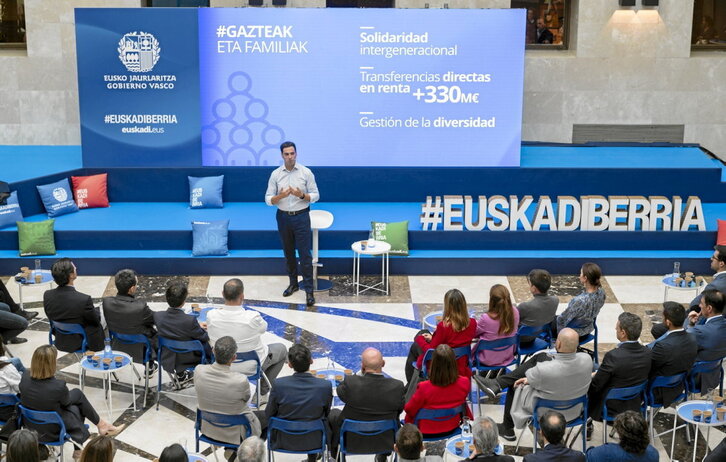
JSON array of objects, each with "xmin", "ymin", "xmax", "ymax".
[
  {"xmin": 17, "ymin": 219, "xmax": 56, "ymax": 257},
  {"xmin": 371, "ymin": 220, "xmax": 409, "ymax": 256}
]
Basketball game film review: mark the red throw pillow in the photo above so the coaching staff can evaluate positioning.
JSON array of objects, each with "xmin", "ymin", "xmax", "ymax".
[
  {"xmin": 718, "ymin": 219, "xmax": 726, "ymax": 246},
  {"xmin": 71, "ymin": 173, "xmax": 109, "ymax": 209}
]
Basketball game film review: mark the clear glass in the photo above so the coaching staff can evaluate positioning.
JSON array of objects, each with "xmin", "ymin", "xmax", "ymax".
[
  {"xmin": 673, "ymin": 261, "xmax": 680, "ymax": 277},
  {"xmin": 34, "ymin": 259, "xmax": 40, "ymax": 271}
]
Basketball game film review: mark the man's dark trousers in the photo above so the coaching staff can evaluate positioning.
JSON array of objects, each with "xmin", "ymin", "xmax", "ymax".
[{"xmin": 276, "ymin": 209, "xmax": 313, "ymax": 291}]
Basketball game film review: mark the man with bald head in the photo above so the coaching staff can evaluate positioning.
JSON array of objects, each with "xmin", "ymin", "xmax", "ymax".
[
  {"xmin": 476, "ymin": 328, "xmax": 593, "ymax": 440},
  {"xmin": 329, "ymin": 348, "xmax": 405, "ymax": 461}
]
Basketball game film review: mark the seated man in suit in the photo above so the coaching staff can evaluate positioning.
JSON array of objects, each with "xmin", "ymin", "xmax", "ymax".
[
  {"xmin": 329, "ymin": 347, "xmax": 404, "ymax": 461},
  {"xmin": 685, "ymin": 289, "xmax": 726, "ymax": 393},
  {"xmin": 0, "ymin": 277, "xmax": 38, "ymax": 320},
  {"xmin": 393, "ymin": 424, "xmax": 442, "ymax": 462},
  {"xmin": 587, "ymin": 312, "xmax": 651, "ymax": 436},
  {"xmin": 265, "ymin": 344, "xmax": 332, "ymax": 462},
  {"xmin": 517, "ymin": 269, "xmax": 559, "ymax": 346},
  {"xmin": 523, "ymin": 411, "xmax": 584, "ymax": 462},
  {"xmin": 44, "ymin": 258, "xmax": 104, "ymax": 352},
  {"xmin": 102, "ymin": 269, "xmax": 157, "ymax": 375},
  {"xmin": 466, "ymin": 417, "xmax": 514, "ymax": 462},
  {"xmin": 648, "ymin": 302, "xmax": 698, "ymax": 406},
  {"xmin": 153, "ymin": 280, "xmax": 211, "ymax": 386},
  {"xmin": 194, "ymin": 336, "xmax": 266, "ymax": 450}
]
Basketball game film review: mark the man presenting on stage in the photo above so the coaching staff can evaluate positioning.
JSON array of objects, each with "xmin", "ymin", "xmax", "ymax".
[{"xmin": 265, "ymin": 141, "xmax": 319, "ymax": 307}]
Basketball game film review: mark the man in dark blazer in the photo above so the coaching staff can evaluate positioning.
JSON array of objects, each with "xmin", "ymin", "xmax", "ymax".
[
  {"xmin": 0, "ymin": 277, "xmax": 38, "ymax": 320},
  {"xmin": 588, "ymin": 313, "xmax": 651, "ymax": 423},
  {"xmin": 44, "ymin": 258, "xmax": 104, "ymax": 352},
  {"xmin": 266, "ymin": 343, "xmax": 332, "ymax": 462},
  {"xmin": 648, "ymin": 302, "xmax": 698, "ymax": 406},
  {"xmin": 329, "ymin": 348, "xmax": 404, "ymax": 461},
  {"xmin": 153, "ymin": 280, "xmax": 211, "ymax": 386},
  {"xmin": 102, "ymin": 269, "xmax": 157, "ymax": 371},
  {"xmin": 685, "ymin": 289, "xmax": 726, "ymax": 392},
  {"xmin": 523, "ymin": 411, "xmax": 584, "ymax": 462}
]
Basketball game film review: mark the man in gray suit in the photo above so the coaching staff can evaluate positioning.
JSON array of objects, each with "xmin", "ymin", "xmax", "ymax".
[
  {"xmin": 194, "ymin": 336, "xmax": 267, "ymax": 447},
  {"xmin": 517, "ymin": 269, "xmax": 559, "ymax": 345}
]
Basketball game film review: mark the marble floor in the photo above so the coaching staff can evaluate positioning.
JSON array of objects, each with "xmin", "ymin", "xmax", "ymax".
[{"xmin": 1, "ymin": 272, "xmax": 722, "ymax": 462}]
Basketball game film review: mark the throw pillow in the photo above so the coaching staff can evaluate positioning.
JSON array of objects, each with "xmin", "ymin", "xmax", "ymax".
[
  {"xmin": 370, "ymin": 220, "xmax": 409, "ymax": 256},
  {"xmin": 0, "ymin": 191, "xmax": 23, "ymax": 230},
  {"xmin": 17, "ymin": 219, "xmax": 56, "ymax": 256},
  {"xmin": 188, "ymin": 175, "xmax": 224, "ymax": 209},
  {"xmin": 71, "ymin": 173, "xmax": 109, "ymax": 209},
  {"xmin": 192, "ymin": 220, "xmax": 229, "ymax": 256},
  {"xmin": 36, "ymin": 178, "xmax": 79, "ymax": 217},
  {"xmin": 717, "ymin": 219, "xmax": 726, "ymax": 246}
]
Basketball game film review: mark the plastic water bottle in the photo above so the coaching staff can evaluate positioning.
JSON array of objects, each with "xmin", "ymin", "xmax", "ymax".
[
  {"xmin": 104, "ymin": 338, "xmax": 112, "ymax": 358},
  {"xmin": 461, "ymin": 417, "xmax": 471, "ymax": 442},
  {"xmin": 672, "ymin": 261, "xmax": 680, "ymax": 277}
]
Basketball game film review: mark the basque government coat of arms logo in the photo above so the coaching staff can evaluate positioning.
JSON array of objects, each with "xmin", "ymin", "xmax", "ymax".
[{"xmin": 118, "ymin": 31, "xmax": 160, "ymax": 73}]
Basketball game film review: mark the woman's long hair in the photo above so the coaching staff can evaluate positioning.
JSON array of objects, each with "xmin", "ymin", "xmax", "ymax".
[
  {"xmin": 488, "ymin": 284, "xmax": 515, "ymax": 336},
  {"xmin": 443, "ymin": 289, "xmax": 470, "ymax": 332}
]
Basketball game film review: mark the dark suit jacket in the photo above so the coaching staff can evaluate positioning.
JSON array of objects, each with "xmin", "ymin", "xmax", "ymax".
[
  {"xmin": 102, "ymin": 294, "xmax": 157, "ymax": 363},
  {"xmin": 588, "ymin": 342, "xmax": 651, "ymax": 421},
  {"xmin": 687, "ymin": 315, "xmax": 726, "ymax": 391},
  {"xmin": 690, "ymin": 273, "xmax": 726, "ymax": 310},
  {"xmin": 465, "ymin": 454, "xmax": 514, "ymax": 462},
  {"xmin": 44, "ymin": 285, "xmax": 104, "ymax": 352},
  {"xmin": 335, "ymin": 373, "xmax": 404, "ymax": 453},
  {"xmin": 649, "ymin": 330, "xmax": 698, "ymax": 406},
  {"xmin": 704, "ymin": 439, "xmax": 726, "ymax": 462},
  {"xmin": 536, "ymin": 28, "xmax": 554, "ymax": 44},
  {"xmin": 0, "ymin": 278, "xmax": 20, "ymax": 313},
  {"xmin": 153, "ymin": 307, "xmax": 211, "ymax": 373},
  {"xmin": 266, "ymin": 372, "xmax": 333, "ymax": 452},
  {"xmin": 523, "ymin": 443, "xmax": 585, "ymax": 462}
]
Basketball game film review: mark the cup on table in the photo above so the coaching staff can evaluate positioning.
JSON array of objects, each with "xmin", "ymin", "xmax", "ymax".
[
  {"xmin": 714, "ymin": 396, "xmax": 724, "ymax": 408},
  {"xmin": 361, "ymin": 240, "xmax": 367, "ymax": 251},
  {"xmin": 91, "ymin": 355, "xmax": 101, "ymax": 367},
  {"xmin": 703, "ymin": 410, "xmax": 713, "ymax": 423},
  {"xmin": 344, "ymin": 369, "xmax": 353, "ymax": 375},
  {"xmin": 454, "ymin": 441, "xmax": 464, "ymax": 455},
  {"xmin": 85, "ymin": 351, "xmax": 95, "ymax": 362},
  {"xmin": 114, "ymin": 356, "xmax": 124, "ymax": 367},
  {"xmin": 191, "ymin": 304, "xmax": 201, "ymax": 314},
  {"xmin": 335, "ymin": 374, "xmax": 343, "ymax": 382},
  {"xmin": 34, "ymin": 273, "xmax": 42, "ymax": 284},
  {"xmin": 315, "ymin": 373, "xmax": 326, "ymax": 379},
  {"xmin": 717, "ymin": 407, "xmax": 726, "ymax": 421},
  {"xmin": 674, "ymin": 277, "xmax": 683, "ymax": 287},
  {"xmin": 310, "ymin": 370, "xmax": 317, "ymax": 375},
  {"xmin": 685, "ymin": 272, "xmax": 694, "ymax": 278},
  {"xmin": 692, "ymin": 409, "xmax": 702, "ymax": 422},
  {"xmin": 102, "ymin": 358, "xmax": 112, "ymax": 370},
  {"xmin": 468, "ymin": 445, "xmax": 476, "ymax": 454},
  {"xmin": 435, "ymin": 316, "xmax": 442, "ymax": 322}
]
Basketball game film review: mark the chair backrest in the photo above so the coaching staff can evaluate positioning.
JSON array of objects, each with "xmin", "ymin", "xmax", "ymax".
[
  {"xmin": 267, "ymin": 417, "xmax": 327, "ymax": 454},
  {"xmin": 567, "ymin": 318, "xmax": 598, "ymax": 337},
  {"xmin": 233, "ymin": 351, "xmax": 262, "ymax": 380},
  {"xmin": 158, "ymin": 337, "xmax": 209, "ymax": 364},
  {"xmin": 602, "ymin": 382, "xmax": 647, "ymax": 421},
  {"xmin": 0, "ymin": 393, "xmax": 19, "ymax": 408},
  {"xmin": 686, "ymin": 358, "xmax": 724, "ymax": 395},
  {"xmin": 195, "ymin": 409, "xmax": 253, "ymax": 438},
  {"xmin": 533, "ymin": 395, "xmax": 588, "ymax": 429},
  {"xmin": 413, "ymin": 404, "xmax": 465, "ymax": 426},
  {"xmin": 109, "ymin": 330, "xmax": 152, "ymax": 364},
  {"xmin": 646, "ymin": 373, "xmax": 687, "ymax": 407},
  {"xmin": 471, "ymin": 336, "xmax": 519, "ymax": 370},
  {"xmin": 421, "ymin": 345, "xmax": 472, "ymax": 378},
  {"xmin": 517, "ymin": 324, "xmax": 551, "ymax": 341},
  {"xmin": 18, "ymin": 405, "xmax": 67, "ymax": 446},
  {"xmin": 339, "ymin": 419, "xmax": 398, "ymax": 456},
  {"xmin": 49, "ymin": 321, "xmax": 88, "ymax": 353}
]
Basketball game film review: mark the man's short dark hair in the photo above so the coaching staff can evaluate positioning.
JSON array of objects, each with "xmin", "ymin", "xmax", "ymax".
[
  {"xmin": 618, "ymin": 312, "xmax": 642, "ymax": 341},
  {"xmin": 395, "ymin": 424, "xmax": 422, "ymax": 460},
  {"xmin": 114, "ymin": 269, "xmax": 137, "ymax": 296},
  {"xmin": 166, "ymin": 281, "xmax": 188, "ymax": 309},
  {"xmin": 662, "ymin": 301, "xmax": 686, "ymax": 327},
  {"xmin": 714, "ymin": 245, "xmax": 726, "ymax": 264},
  {"xmin": 223, "ymin": 278, "xmax": 244, "ymax": 302},
  {"xmin": 280, "ymin": 141, "xmax": 296, "ymax": 152},
  {"xmin": 702, "ymin": 289, "xmax": 725, "ymax": 314},
  {"xmin": 51, "ymin": 258, "xmax": 75, "ymax": 286},
  {"xmin": 214, "ymin": 336, "xmax": 238, "ymax": 365},
  {"xmin": 528, "ymin": 269, "xmax": 552, "ymax": 293},
  {"xmin": 287, "ymin": 344, "xmax": 311, "ymax": 373},
  {"xmin": 539, "ymin": 410, "xmax": 566, "ymax": 445}
]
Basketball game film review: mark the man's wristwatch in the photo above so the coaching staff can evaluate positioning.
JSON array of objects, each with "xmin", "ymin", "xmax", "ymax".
[{"xmin": 299, "ymin": 192, "xmax": 305, "ymax": 199}]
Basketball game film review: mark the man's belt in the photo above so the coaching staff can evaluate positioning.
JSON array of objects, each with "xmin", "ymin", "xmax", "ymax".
[{"xmin": 278, "ymin": 207, "xmax": 310, "ymax": 216}]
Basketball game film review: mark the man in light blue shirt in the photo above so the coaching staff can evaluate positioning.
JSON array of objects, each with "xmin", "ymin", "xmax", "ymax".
[{"xmin": 265, "ymin": 141, "xmax": 320, "ymax": 306}]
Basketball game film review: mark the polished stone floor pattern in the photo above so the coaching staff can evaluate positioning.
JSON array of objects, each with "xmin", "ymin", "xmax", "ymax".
[{"xmin": 1, "ymin": 273, "xmax": 722, "ymax": 462}]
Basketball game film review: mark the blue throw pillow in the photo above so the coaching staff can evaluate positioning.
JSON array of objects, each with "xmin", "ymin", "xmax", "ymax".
[
  {"xmin": 189, "ymin": 175, "xmax": 224, "ymax": 209},
  {"xmin": 0, "ymin": 191, "xmax": 23, "ymax": 229},
  {"xmin": 37, "ymin": 178, "xmax": 79, "ymax": 218},
  {"xmin": 192, "ymin": 220, "xmax": 229, "ymax": 256}
]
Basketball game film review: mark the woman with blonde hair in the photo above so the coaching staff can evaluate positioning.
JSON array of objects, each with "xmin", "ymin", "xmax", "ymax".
[
  {"xmin": 475, "ymin": 284, "xmax": 520, "ymax": 367},
  {"xmin": 405, "ymin": 288, "xmax": 476, "ymax": 383}
]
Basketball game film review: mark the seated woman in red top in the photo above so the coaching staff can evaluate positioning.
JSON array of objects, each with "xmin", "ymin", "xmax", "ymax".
[
  {"xmin": 475, "ymin": 284, "xmax": 520, "ymax": 368},
  {"xmin": 405, "ymin": 289, "xmax": 477, "ymax": 383},
  {"xmin": 404, "ymin": 344, "xmax": 473, "ymax": 438}
]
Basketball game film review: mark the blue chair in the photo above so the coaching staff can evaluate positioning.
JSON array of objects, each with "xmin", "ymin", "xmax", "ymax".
[
  {"xmin": 49, "ymin": 321, "xmax": 89, "ymax": 388},
  {"xmin": 0, "ymin": 393, "xmax": 19, "ymax": 426},
  {"xmin": 267, "ymin": 417, "xmax": 327, "ymax": 462},
  {"xmin": 413, "ymin": 404, "xmax": 466, "ymax": 442},
  {"xmin": 567, "ymin": 318, "xmax": 599, "ymax": 369},
  {"xmin": 109, "ymin": 331, "xmax": 154, "ymax": 404},
  {"xmin": 234, "ymin": 351, "xmax": 272, "ymax": 408},
  {"xmin": 601, "ymin": 382, "xmax": 647, "ymax": 443},
  {"xmin": 471, "ymin": 337, "xmax": 518, "ymax": 413},
  {"xmin": 420, "ymin": 345, "xmax": 472, "ymax": 379},
  {"xmin": 18, "ymin": 405, "xmax": 87, "ymax": 461},
  {"xmin": 685, "ymin": 358, "xmax": 724, "ymax": 398},
  {"xmin": 517, "ymin": 324, "xmax": 551, "ymax": 361},
  {"xmin": 645, "ymin": 373, "xmax": 688, "ymax": 449},
  {"xmin": 337, "ymin": 419, "xmax": 398, "ymax": 462},
  {"xmin": 195, "ymin": 409, "xmax": 253, "ymax": 453},
  {"xmin": 156, "ymin": 337, "xmax": 210, "ymax": 410},
  {"xmin": 516, "ymin": 395, "xmax": 588, "ymax": 453}
]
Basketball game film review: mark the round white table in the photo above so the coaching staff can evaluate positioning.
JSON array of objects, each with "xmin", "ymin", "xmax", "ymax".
[
  {"xmin": 13, "ymin": 269, "xmax": 54, "ymax": 310},
  {"xmin": 662, "ymin": 275, "xmax": 705, "ymax": 302},
  {"xmin": 310, "ymin": 210, "xmax": 334, "ymax": 292},
  {"xmin": 672, "ymin": 400, "xmax": 725, "ymax": 462},
  {"xmin": 80, "ymin": 351, "xmax": 136, "ymax": 418},
  {"xmin": 351, "ymin": 240, "xmax": 391, "ymax": 296}
]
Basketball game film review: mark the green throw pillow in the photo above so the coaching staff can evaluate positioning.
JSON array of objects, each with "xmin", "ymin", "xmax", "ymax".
[
  {"xmin": 371, "ymin": 220, "xmax": 409, "ymax": 256},
  {"xmin": 17, "ymin": 219, "xmax": 56, "ymax": 257}
]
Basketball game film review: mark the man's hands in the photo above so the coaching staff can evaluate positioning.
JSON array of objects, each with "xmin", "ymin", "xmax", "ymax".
[
  {"xmin": 280, "ymin": 186, "xmax": 304, "ymax": 199},
  {"xmin": 514, "ymin": 377, "xmax": 529, "ymax": 388},
  {"xmin": 688, "ymin": 310, "xmax": 701, "ymax": 326}
]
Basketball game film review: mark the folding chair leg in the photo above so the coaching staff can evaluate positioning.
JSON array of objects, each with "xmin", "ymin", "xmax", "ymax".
[
  {"xmin": 514, "ymin": 426, "xmax": 526, "ymax": 452},
  {"xmin": 131, "ymin": 364, "xmax": 142, "ymax": 381},
  {"xmin": 603, "ymin": 419, "xmax": 608, "ymax": 443},
  {"xmin": 212, "ymin": 446, "xmax": 220, "ymax": 462},
  {"xmin": 670, "ymin": 411, "xmax": 678, "ymax": 460}
]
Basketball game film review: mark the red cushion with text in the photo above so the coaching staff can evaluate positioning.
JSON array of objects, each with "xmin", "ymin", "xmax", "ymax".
[
  {"xmin": 718, "ymin": 219, "xmax": 726, "ymax": 246},
  {"xmin": 71, "ymin": 173, "xmax": 109, "ymax": 209}
]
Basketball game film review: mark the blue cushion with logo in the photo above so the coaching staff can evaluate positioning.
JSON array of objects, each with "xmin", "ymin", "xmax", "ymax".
[
  {"xmin": 188, "ymin": 175, "xmax": 224, "ymax": 209},
  {"xmin": 36, "ymin": 178, "xmax": 79, "ymax": 218},
  {"xmin": 0, "ymin": 191, "xmax": 23, "ymax": 230},
  {"xmin": 192, "ymin": 220, "xmax": 229, "ymax": 256}
]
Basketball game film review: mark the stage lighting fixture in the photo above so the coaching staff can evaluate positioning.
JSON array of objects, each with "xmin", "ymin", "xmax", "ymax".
[{"xmin": 618, "ymin": 0, "xmax": 635, "ymax": 6}]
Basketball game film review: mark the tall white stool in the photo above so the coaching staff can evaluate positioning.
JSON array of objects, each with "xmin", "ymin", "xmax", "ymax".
[{"xmin": 310, "ymin": 210, "xmax": 334, "ymax": 291}]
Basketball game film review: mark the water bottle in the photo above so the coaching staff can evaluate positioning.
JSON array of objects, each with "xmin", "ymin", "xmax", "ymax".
[
  {"xmin": 368, "ymin": 228, "xmax": 376, "ymax": 248},
  {"xmin": 461, "ymin": 417, "xmax": 471, "ymax": 442},
  {"xmin": 104, "ymin": 338, "xmax": 112, "ymax": 358},
  {"xmin": 672, "ymin": 261, "xmax": 680, "ymax": 278}
]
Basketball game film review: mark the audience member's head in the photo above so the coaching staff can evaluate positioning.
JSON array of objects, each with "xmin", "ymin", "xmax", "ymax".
[
  {"xmin": 712, "ymin": 245, "xmax": 726, "ymax": 272},
  {"xmin": 166, "ymin": 280, "xmax": 188, "ymax": 309},
  {"xmin": 236, "ymin": 436, "xmax": 266, "ymax": 462},
  {"xmin": 539, "ymin": 410, "xmax": 566, "ymax": 446},
  {"xmin": 287, "ymin": 344, "xmax": 312, "ymax": 373},
  {"xmin": 617, "ymin": 312, "xmax": 642, "ymax": 342},
  {"xmin": 536, "ymin": 18, "xmax": 545, "ymax": 29},
  {"xmin": 528, "ymin": 269, "xmax": 552, "ymax": 294},
  {"xmin": 443, "ymin": 288, "xmax": 469, "ymax": 332},
  {"xmin": 614, "ymin": 410, "xmax": 650, "ymax": 455},
  {"xmin": 361, "ymin": 347, "xmax": 384, "ymax": 374},
  {"xmin": 214, "ymin": 336, "xmax": 238, "ymax": 366},
  {"xmin": 30, "ymin": 344, "xmax": 57, "ymax": 380},
  {"xmin": 114, "ymin": 269, "xmax": 138, "ymax": 296},
  {"xmin": 394, "ymin": 424, "xmax": 424, "ymax": 460},
  {"xmin": 472, "ymin": 416, "xmax": 499, "ymax": 455},
  {"xmin": 662, "ymin": 301, "xmax": 686, "ymax": 329},
  {"xmin": 159, "ymin": 444, "xmax": 188, "ymax": 462},
  {"xmin": 555, "ymin": 328, "xmax": 579, "ymax": 354},
  {"xmin": 701, "ymin": 289, "xmax": 725, "ymax": 316},
  {"xmin": 80, "ymin": 435, "xmax": 115, "ymax": 462},
  {"xmin": 7, "ymin": 429, "xmax": 40, "ymax": 462},
  {"xmin": 580, "ymin": 262, "xmax": 602, "ymax": 288},
  {"xmin": 429, "ymin": 344, "xmax": 457, "ymax": 387},
  {"xmin": 488, "ymin": 284, "xmax": 516, "ymax": 335},
  {"xmin": 51, "ymin": 257, "xmax": 76, "ymax": 286},
  {"xmin": 223, "ymin": 278, "xmax": 245, "ymax": 304}
]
